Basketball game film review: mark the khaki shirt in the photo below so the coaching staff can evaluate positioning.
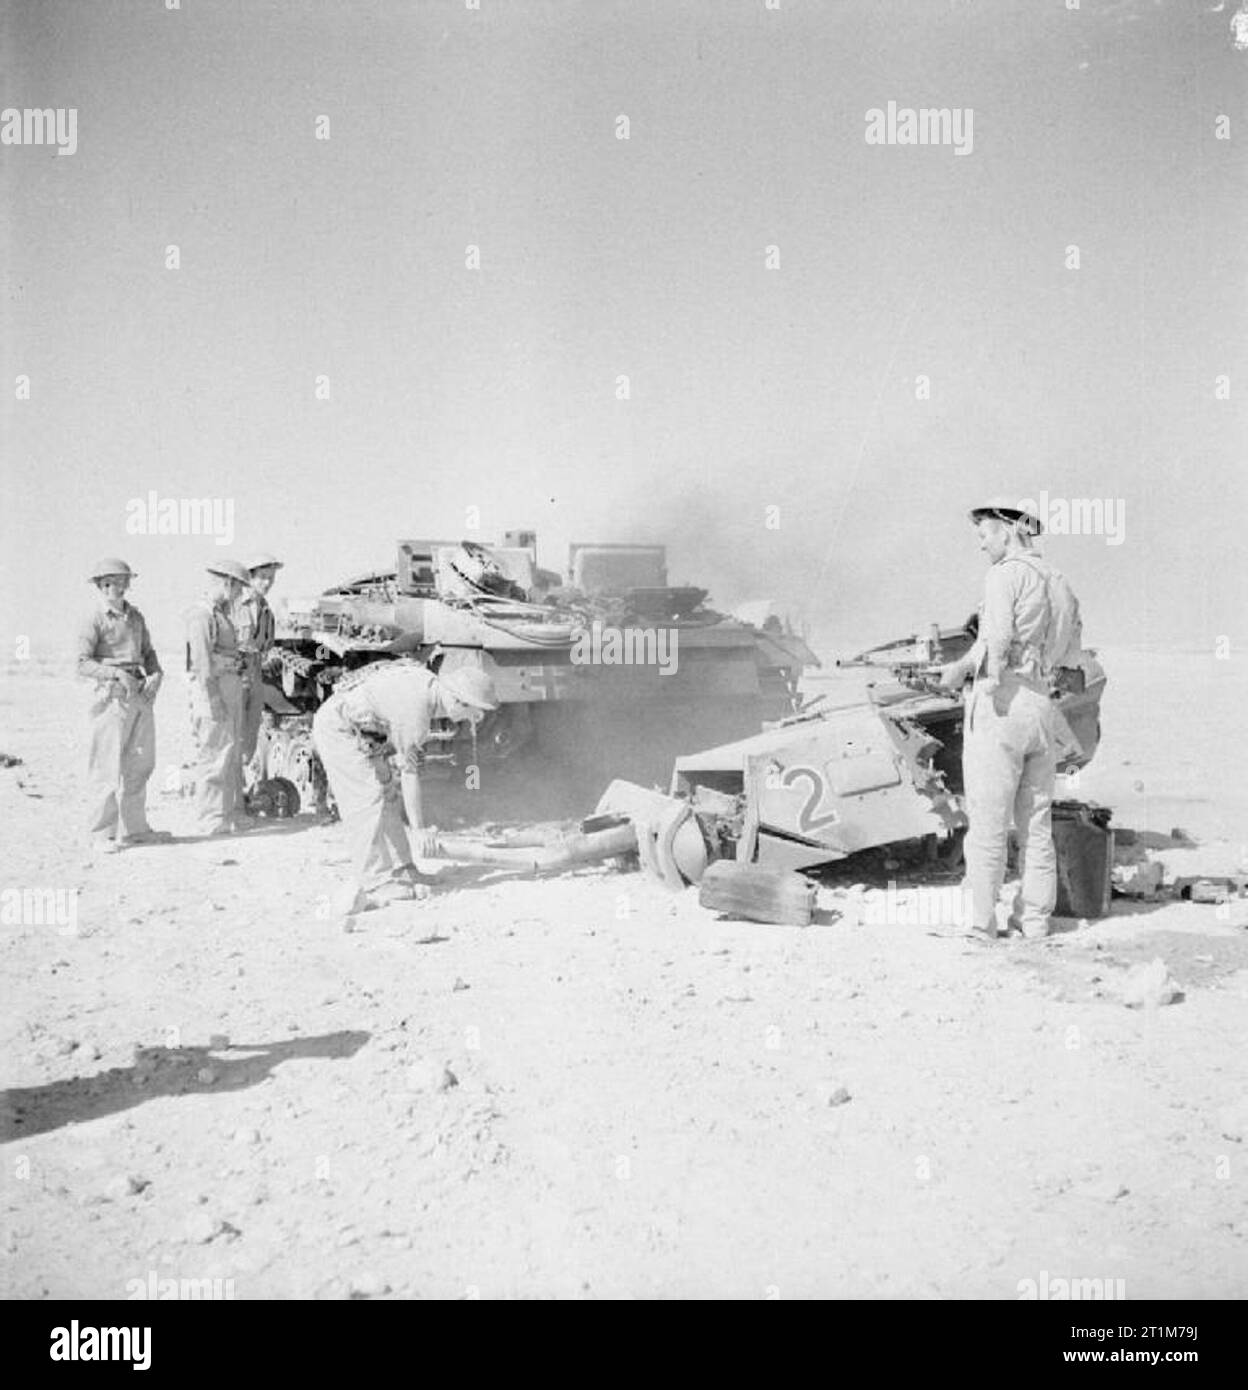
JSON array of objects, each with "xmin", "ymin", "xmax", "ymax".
[
  {"xmin": 970, "ymin": 554, "xmax": 1050, "ymax": 691},
  {"xmin": 76, "ymin": 599, "xmax": 161, "ymax": 683},
  {"xmin": 185, "ymin": 598, "xmax": 241, "ymax": 687},
  {"xmin": 232, "ymin": 590, "xmax": 275, "ymax": 661},
  {"xmin": 336, "ymin": 664, "xmax": 436, "ymax": 771}
]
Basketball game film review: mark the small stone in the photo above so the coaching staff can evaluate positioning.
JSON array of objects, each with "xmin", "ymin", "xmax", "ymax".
[
  {"xmin": 1073, "ymin": 1178, "xmax": 1128, "ymax": 1203},
  {"xmin": 1120, "ymin": 959, "xmax": 1182, "ymax": 1009},
  {"xmin": 349, "ymin": 1272, "xmax": 390, "ymax": 1298},
  {"xmin": 406, "ymin": 1060, "xmax": 457, "ymax": 1093},
  {"xmin": 821, "ymin": 1084, "xmax": 852, "ymax": 1108},
  {"xmin": 103, "ymin": 1173, "xmax": 147, "ymax": 1201},
  {"xmin": 1217, "ymin": 1099, "xmax": 1248, "ymax": 1143},
  {"xmin": 197, "ymin": 1067, "xmax": 217, "ymax": 1085},
  {"xmin": 183, "ymin": 1212, "xmax": 222, "ymax": 1243},
  {"xmin": 452, "ymin": 977, "xmax": 470, "ymax": 992}
]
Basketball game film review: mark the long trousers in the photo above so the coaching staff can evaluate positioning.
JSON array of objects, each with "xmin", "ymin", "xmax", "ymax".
[
  {"xmin": 312, "ymin": 700, "xmax": 412, "ymax": 895},
  {"xmin": 87, "ymin": 687, "xmax": 156, "ymax": 842},
  {"xmin": 962, "ymin": 679, "xmax": 1058, "ymax": 935},
  {"xmin": 190, "ymin": 673, "xmax": 244, "ymax": 834},
  {"xmin": 239, "ymin": 668, "xmax": 265, "ymax": 773}
]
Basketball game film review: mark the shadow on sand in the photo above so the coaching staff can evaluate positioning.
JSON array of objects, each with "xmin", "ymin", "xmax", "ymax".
[{"xmin": 0, "ymin": 1030, "xmax": 369, "ymax": 1142}]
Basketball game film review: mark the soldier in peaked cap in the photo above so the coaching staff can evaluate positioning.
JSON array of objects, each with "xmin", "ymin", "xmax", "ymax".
[
  {"xmin": 186, "ymin": 559, "xmax": 251, "ymax": 835},
  {"xmin": 76, "ymin": 558, "xmax": 170, "ymax": 852}
]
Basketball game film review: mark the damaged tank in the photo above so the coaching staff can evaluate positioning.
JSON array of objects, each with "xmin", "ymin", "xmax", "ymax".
[
  {"xmin": 252, "ymin": 531, "xmax": 818, "ymax": 819},
  {"xmin": 604, "ymin": 617, "xmax": 1108, "ymax": 884}
]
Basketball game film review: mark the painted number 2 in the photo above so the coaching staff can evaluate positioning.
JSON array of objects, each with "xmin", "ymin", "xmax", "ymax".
[{"xmin": 779, "ymin": 765, "xmax": 840, "ymax": 834}]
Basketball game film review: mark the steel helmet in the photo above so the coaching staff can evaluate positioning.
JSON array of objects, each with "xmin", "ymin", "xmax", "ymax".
[
  {"xmin": 90, "ymin": 557, "xmax": 135, "ymax": 581},
  {"xmin": 437, "ymin": 663, "xmax": 500, "ymax": 711},
  {"xmin": 968, "ymin": 496, "xmax": 1043, "ymax": 537},
  {"xmin": 205, "ymin": 559, "xmax": 252, "ymax": 583},
  {"xmin": 245, "ymin": 551, "xmax": 284, "ymax": 573}
]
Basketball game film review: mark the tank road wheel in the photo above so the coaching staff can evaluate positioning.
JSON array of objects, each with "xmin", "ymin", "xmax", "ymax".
[{"xmin": 248, "ymin": 776, "xmax": 301, "ymax": 819}]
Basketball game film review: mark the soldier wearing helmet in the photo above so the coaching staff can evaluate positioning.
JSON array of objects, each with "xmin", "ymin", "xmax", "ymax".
[
  {"xmin": 185, "ymin": 559, "xmax": 252, "ymax": 835},
  {"xmin": 233, "ymin": 551, "xmax": 284, "ymax": 778},
  {"xmin": 311, "ymin": 658, "xmax": 500, "ymax": 916},
  {"xmin": 76, "ymin": 558, "xmax": 169, "ymax": 852},
  {"xmin": 939, "ymin": 497, "xmax": 1066, "ymax": 941}
]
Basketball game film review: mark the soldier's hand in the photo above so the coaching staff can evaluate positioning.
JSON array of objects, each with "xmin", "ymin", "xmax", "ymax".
[
  {"xmin": 142, "ymin": 672, "xmax": 163, "ymax": 702},
  {"xmin": 936, "ymin": 662, "xmax": 968, "ymax": 694},
  {"xmin": 115, "ymin": 670, "xmax": 143, "ymax": 698},
  {"xmin": 411, "ymin": 826, "xmax": 440, "ymax": 860}
]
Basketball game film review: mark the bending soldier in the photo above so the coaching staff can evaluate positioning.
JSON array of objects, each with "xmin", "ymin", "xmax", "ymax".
[{"xmin": 312, "ymin": 661, "xmax": 499, "ymax": 916}]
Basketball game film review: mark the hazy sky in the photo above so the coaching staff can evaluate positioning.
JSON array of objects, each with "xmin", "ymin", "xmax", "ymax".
[{"xmin": 2, "ymin": 0, "xmax": 1245, "ymax": 661}]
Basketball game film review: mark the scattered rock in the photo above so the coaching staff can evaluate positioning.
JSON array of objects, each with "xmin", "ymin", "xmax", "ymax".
[
  {"xmin": 1119, "ymin": 959, "xmax": 1182, "ymax": 1009},
  {"xmin": 1073, "ymin": 1178, "xmax": 1128, "ymax": 1203},
  {"xmin": 349, "ymin": 1271, "xmax": 390, "ymax": 1298},
  {"xmin": 183, "ymin": 1212, "xmax": 223, "ymax": 1244},
  {"xmin": 406, "ymin": 1060, "xmax": 458, "ymax": 1094},
  {"xmin": 1170, "ymin": 826, "xmax": 1195, "ymax": 845},
  {"xmin": 452, "ymin": 977, "xmax": 470, "ymax": 992},
  {"xmin": 103, "ymin": 1173, "xmax": 148, "ymax": 1201},
  {"xmin": 1217, "ymin": 1099, "xmax": 1248, "ymax": 1143},
  {"xmin": 820, "ymin": 1083, "xmax": 852, "ymax": 1108}
]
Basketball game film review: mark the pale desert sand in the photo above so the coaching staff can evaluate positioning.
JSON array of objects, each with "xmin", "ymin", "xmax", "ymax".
[{"xmin": 1, "ymin": 645, "xmax": 1246, "ymax": 1299}]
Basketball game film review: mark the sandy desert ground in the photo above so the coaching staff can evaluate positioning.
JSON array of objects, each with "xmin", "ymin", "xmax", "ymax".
[{"xmin": 2, "ymin": 644, "xmax": 1247, "ymax": 1300}]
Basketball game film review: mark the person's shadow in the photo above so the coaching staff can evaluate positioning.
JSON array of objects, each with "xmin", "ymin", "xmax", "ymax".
[{"xmin": 0, "ymin": 1030, "xmax": 369, "ymax": 1142}]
